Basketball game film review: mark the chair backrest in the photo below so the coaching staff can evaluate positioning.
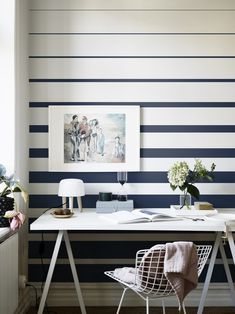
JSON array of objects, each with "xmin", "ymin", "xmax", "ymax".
[{"xmin": 135, "ymin": 244, "xmax": 211, "ymax": 296}]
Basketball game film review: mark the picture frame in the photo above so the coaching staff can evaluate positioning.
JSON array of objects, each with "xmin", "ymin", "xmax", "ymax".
[{"xmin": 48, "ymin": 106, "xmax": 140, "ymax": 172}]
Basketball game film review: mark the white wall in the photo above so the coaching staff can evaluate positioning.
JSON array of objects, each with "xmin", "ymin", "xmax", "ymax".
[
  {"xmin": 0, "ymin": 0, "xmax": 15, "ymax": 172},
  {"xmin": 27, "ymin": 0, "xmax": 235, "ymax": 306}
]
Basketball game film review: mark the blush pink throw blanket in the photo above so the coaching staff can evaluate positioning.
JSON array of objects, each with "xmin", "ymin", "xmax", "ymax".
[{"xmin": 164, "ymin": 241, "xmax": 198, "ymax": 310}]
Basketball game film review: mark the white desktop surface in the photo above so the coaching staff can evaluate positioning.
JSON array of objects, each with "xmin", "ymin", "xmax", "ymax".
[
  {"xmin": 30, "ymin": 208, "xmax": 235, "ymax": 314},
  {"xmin": 30, "ymin": 208, "xmax": 227, "ymax": 232}
]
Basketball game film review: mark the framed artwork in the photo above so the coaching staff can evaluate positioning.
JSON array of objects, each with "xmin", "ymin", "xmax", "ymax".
[{"xmin": 49, "ymin": 106, "xmax": 140, "ymax": 172}]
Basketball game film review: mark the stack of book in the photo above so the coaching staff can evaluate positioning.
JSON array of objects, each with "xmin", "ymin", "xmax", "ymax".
[{"xmin": 96, "ymin": 200, "xmax": 134, "ymax": 213}]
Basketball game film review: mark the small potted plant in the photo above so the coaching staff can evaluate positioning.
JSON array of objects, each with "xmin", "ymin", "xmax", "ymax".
[{"xmin": 0, "ymin": 164, "xmax": 28, "ymax": 229}]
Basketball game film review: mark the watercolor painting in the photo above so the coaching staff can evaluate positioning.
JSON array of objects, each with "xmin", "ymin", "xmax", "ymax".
[
  {"xmin": 49, "ymin": 106, "xmax": 139, "ymax": 172},
  {"xmin": 64, "ymin": 113, "xmax": 126, "ymax": 164}
]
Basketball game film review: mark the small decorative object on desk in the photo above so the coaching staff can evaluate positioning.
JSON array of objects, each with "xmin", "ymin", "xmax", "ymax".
[
  {"xmin": 0, "ymin": 164, "xmax": 28, "ymax": 229},
  {"xmin": 167, "ymin": 159, "xmax": 216, "ymax": 209},
  {"xmin": 51, "ymin": 208, "xmax": 73, "ymax": 218},
  {"xmin": 117, "ymin": 172, "xmax": 128, "ymax": 201},
  {"xmin": 194, "ymin": 202, "xmax": 214, "ymax": 211},
  {"xmin": 99, "ymin": 192, "xmax": 112, "ymax": 202}
]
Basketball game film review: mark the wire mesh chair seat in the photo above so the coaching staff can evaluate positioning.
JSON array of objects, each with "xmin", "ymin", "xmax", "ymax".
[{"xmin": 104, "ymin": 244, "xmax": 212, "ymax": 314}]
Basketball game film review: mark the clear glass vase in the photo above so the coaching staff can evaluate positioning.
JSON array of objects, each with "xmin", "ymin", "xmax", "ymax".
[{"xmin": 179, "ymin": 193, "xmax": 191, "ymax": 209}]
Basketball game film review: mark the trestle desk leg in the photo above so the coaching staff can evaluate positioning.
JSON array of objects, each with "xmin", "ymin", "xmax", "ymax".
[
  {"xmin": 63, "ymin": 230, "xmax": 87, "ymax": 314},
  {"xmin": 197, "ymin": 232, "xmax": 221, "ymax": 314},
  {"xmin": 219, "ymin": 241, "xmax": 235, "ymax": 305},
  {"xmin": 38, "ymin": 230, "xmax": 64, "ymax": 314},
  {"xmin": 227, "ymin": 232, "xmax": 235, "ymax": 265}
]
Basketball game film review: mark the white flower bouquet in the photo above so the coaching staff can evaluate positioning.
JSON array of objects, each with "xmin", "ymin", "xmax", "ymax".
[{"xmin": 167, "ymin": 159, "xmax": 216, "ymax": 207}]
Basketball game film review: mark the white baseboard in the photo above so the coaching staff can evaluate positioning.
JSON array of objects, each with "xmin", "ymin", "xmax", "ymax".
[{"xmin": 28, "ymin": 282, "xmax": 235, "ymax": 308}]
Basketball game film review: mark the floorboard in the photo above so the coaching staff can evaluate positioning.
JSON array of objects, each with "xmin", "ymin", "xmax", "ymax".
[{"xmin": 27, "ymin": 306, "xmax": 235, "ymax": 314}]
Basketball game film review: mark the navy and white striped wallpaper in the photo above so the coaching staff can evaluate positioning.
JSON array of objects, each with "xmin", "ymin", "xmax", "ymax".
[{"xmin": 28, "ymin": 0, "xmax": 235, "ymax": 285}]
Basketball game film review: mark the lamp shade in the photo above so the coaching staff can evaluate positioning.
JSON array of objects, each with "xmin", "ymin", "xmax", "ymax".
[{"xmin": 58, "ymin": 179, "xmax": 85, "ymax": 197}]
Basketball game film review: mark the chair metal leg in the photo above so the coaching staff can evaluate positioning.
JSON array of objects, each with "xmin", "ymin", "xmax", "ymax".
[
  {"xmin": 116, "ymin": 287, "xmax": 128, "ymax": 314},
  {"xmin": 146, "ymin": 297, "xmax": 149, "ymax": 314},
  {"xmin": 161, "ymin": 299, "xmax": 166, "ymax": 314},
  {"xmin": 182, "ymin": 302, "xmax": 187, "ymax": 314}
]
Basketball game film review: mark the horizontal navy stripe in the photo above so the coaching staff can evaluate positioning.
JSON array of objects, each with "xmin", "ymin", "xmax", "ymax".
[
  {"xmin": 29, "ymin": 172, "xmax": 235, "ymax": 184},
  {"xmin": 150, "ymin": 124, "xmax": 235, "ymax": 132},
  {"xmin": 28, "ymin": 263, "xmax": 232, "ymax": 283},
  {"xmin": 28, "ymin": 263, "xmax": 123, "ymax": 282},
  {"xmin": 29, "ymin": 125, "xmax": 235, "ymax": 133},
  {"xmin": 29, "ymin": 56, "xmax": 235, "ymax": 59},
  {"xmin": 141, "ymin": 125, "xmax": 235, "ymax": 132},
  {"xmin": 29, "ymin": 125, "xmax": 48, "ymax": 133},
  {"xmin": 29, "ymin": 171, "xmax": 168, "ymax": 183},
  {"xmin": 29, "ymin": 148, "xmax": 235, "ymax": 158},
  {"xmin": 28, "ymin": 240, "xmax": 165, "ymax": 259},
  {"xmin": 29, "ymin": 240, "xmax": 216, "ymax": 259},
  {"xmin": 29, "ymin": 78, "xmax": 235, "ymax": 83},
  {"xmin": 29, "ymin": 148, "xmax": 48, "ymax": 158},
  {"xmin": 29, "ymin": 102, "xmax": 235, "ymax": 108},
  {"xmin": 29, "ymin": 194, "xmax": 235, "ymax": 209},
  {"xmin": 29, "ymin": 32, "xmax": 235, "ymax": 35},
  {"xmin": 141, "ymin": 148, "xmax": 235, "ymax": 158}
]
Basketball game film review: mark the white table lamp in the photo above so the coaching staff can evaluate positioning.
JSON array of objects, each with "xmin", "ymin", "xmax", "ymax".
[{"xmin": 58, "ymin": 179, "xmax": 85, "ymax": 212}]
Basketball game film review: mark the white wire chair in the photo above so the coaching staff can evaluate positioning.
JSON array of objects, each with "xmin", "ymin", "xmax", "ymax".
[{"xmin": 104, "ymin": 244, "xmax": 212, "ymax": 314}]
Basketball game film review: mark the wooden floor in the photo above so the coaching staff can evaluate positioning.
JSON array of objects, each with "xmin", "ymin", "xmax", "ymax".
[{"xmin": 27, "ymin": 307, "xmax": 235, "ymax": 314}]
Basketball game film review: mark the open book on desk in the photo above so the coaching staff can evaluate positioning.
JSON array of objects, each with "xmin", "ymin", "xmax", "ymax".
[{"xmin": 100, "ymin": 209, "xmax": 182, "ymax": 224}]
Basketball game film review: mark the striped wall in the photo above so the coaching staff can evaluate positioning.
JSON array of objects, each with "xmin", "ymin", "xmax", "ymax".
[{"xmin": 28, "ymin": 0, "xmax": 235, "ymax": 293}]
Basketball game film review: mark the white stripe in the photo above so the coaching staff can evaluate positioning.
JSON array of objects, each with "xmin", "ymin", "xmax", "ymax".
[
  {"xmin": 142, "ymin": 107, "xmax": 235, "ymax": 125},
  {"xmin": 30, "ymin": 11, "xmax": 235, "ymax": 33},
  {"xmin": 29, "ymin": 58, "xmax": 235, "ymax": 79},
  {"xmin": 29, "ymin": 182, "xmax": 235, "ymax": 195},
  {"xmin": 29, "ymin": 82, "xmax": 235, "ymax": 102},
  {"xmin": 29, "ymin": 107, "xmax": 235, "ymax": 126},
  {"xmin": 30, "ymin": 108, "xmax": 48, "ymax": 125},
  {"xmin": 29, "ymin": 0, "xmax": 235, "ymax": 10},
  {"xmin": 29, "ymin": 132, "xmax": 235, "ymax": 149},
  {"xmin": 29, "ymin": 34, "xmax": 235, "ymax": 57},
  {"xmin": 142, "ymin": 133, "xmax": 235, "ymax": 148},
  {"xmin": 141, "ymin": 157, "xmax": 235, "ymax": 171},
  {"xmin": 30, "ymin": 133, "xmax": 48, "ymax": 147},
  {"xmin": 29, "ymin": 157, "xmax": 235, "ymax": 172}
]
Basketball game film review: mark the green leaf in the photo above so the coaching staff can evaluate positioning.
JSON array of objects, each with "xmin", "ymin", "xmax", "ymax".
[
  {"xmin": 179, "ymin": 183, "xmax": 187, "ymax": 192},
  {"xmin": 170, "ymin": 184, "xmax": 177, "ymax": 191},
  {"xmin": 205, "ymin": 175, "xmax": 213, "ymax": 181},
  {"xmin": 13, "ymin": 186, "xmax": 21, "ymax": 192},
  {"xmin": 187, "ymin": 184, "xmax": 200, "ymax": 199}
]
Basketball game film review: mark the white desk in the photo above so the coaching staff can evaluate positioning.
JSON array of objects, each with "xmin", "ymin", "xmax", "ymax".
[{"xmin": 30, "ymin": 209, "xmax": 235, "ymax": 314}]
